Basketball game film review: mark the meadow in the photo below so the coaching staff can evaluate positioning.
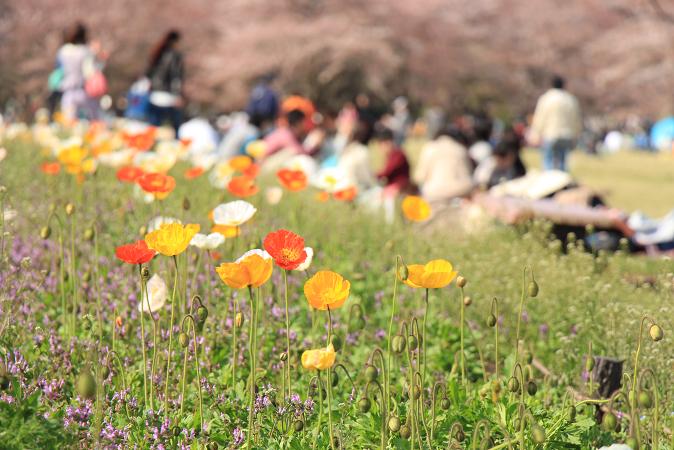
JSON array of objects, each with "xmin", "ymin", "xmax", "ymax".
[{"xmin": 0, "ymin": 124, "xmax": 672, "ymax": 450}]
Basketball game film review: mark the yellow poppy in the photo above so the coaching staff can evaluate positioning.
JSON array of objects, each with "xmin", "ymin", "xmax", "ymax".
[
  {"xmin": 402, "ymin": 195, "xmax": 431, "ymax": 222},
  {"xmin": 403, "ymin": 259, "xmax": 457, "ymax": 289},
  {"xmin": 144, "ymin": 223, "xmax": 200, "ymax": 256},
  {"xmin": 215, "ymin": 253, "xmax": 272, "ymax": 289},
  {"xmin": 211, "ymin": 224, "xmax": 241, "ymax": 238},
  {"xmin": 304, "ymin": 270, "xmax": 350, "ymax": 310},
  {"xmin": 301, "ymin": 344, "xmax": 336, "ymax": 371}
]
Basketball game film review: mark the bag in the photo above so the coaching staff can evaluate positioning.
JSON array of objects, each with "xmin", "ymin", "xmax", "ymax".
[
  {"xmin": 85, "ymin": 71, "xmax": 108, "ymax": 98},
  {"xmin": 48, "ymin": 67, "xmax": 64, "ymax": 92}
]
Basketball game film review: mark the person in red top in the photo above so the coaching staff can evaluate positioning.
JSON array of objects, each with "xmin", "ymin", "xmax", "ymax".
[{"xmin": 373, "ymin": 127, "xmax": 412, "ymax": 222}]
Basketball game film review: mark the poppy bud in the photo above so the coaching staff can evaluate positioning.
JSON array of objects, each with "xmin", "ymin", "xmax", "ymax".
[
  {"xmin": 115, "ymin": 316, "xmax": 123, "ymax": 327},
  {"xmin": 81, "ymin": 314, "xmax": 93, "ymax": 331},
  {"xmin": 527, "ymin": 380, "xmax": 537, "ymax": 396},
  {"xmin": 398, "ymin": 264, "xmax": 409, "ymax": 281},
  {"xmin": 83, "ymin": 227, "xmax": 95, "ymax": 241},
  {"xmin": 524, "ymin": 351, "xmax": 533, "ymax": 364},
  {"xmin": 387, "ymin": 416, "xmax": 401, "ymax": 433},
  {"xmin": 441, "ymin": 397, "xmax": 450, "ymax": 410},
  {"xmin": 408, "ymin": 335, "xmax": 418, "ymax": 351},
  {"xmin": 638, "ymin": 390, "xmax": 653, "ymax": 409},
  {"xmin": 487, "ymin": 314, "xmax": 497, "ymax": 328},
  {"xmin": 585, "ymin": 356, "xmax": 595, "ymax": 372},
  {"xmin": 392, "ymin": 335, "xmax": 406, "ymax": 353},
  {"xmin": 566, "ymin": 405, "xmax": 576, "ymax": 422},
  {"xmin": 40, "ymin": 225, "xmax": 51, "ymax": 239},
  {"xmin": 0, "ymin": 363, "xmax": 9, "ymax": 390},
  {"xmin": 179, "ymin": 332, "xmax": 189, "ymax": 348},
  {"xmin": 531, "ymin": 424, "xmax": 546, "ymax": 444},
  {"xmin": 101, "ymin": 365, "xmax": 110, "ymax": 379},
  {"xmin": 354, "ymin": 316, "xmax": 366, "ymax": 330},
  {"xmin": 507, "ymin": 377, "xmax": 520, "ymax": 393},
  {"xmin": 330, "ymin": 335, "xmax": 342, "ymax": 352},
  {"xmin": 399, "ymin": 425, "xmax": 411, "ymax": 439},
  {"xmin": 412, "ymin": 385, "xmax": 421, "ymax": 399},
  {"xmin": 455, "ymin": 429, "xmax": 465, "ymax": 442},
  {"xmin": 65, "ymin": 203, "xmax": 75, "ymax": 216},
  {"xmin": 331, "ymin": 371, "xmax": 339, "ymax": 387},
  {"xmin": 456, "ymin": 275, "xmax": 467, "ymax": 288},
  {"xmin": 141, "ymin": 266, "xmax": 150, "ymax": 280},
  {"xmin": 76, "ymin": 370, "xmax": 96, "ymax": 400},
  {"xmin": 358, "ymin": 397, "xmax": 371, "ymax": 413},
  {"xmin": 602, "ymin": 412, "xmax": 617, "ymax": 431},
  {"xmin": 332, "ymin": 437, "xmax": 340, "ymax": 448},
  {"xmin": 491, "ymin": 379, "xmax": 502, "ymax": 394},
  {"xmin": 528, "ymin": 280, "xmax": 539, "ymax": 298},
  {"xmin": 365, "ymin": 365, "xmax": 378, "ymax": 382},
  {"xmin": 235, "ymin": 312, "xmax": 244, "ymax": 328},
  {"xmin": 649, "ymin": 324, "xmax": 664, "ymax": 342},
  {"xmin": 279, "ymin": 352, "xmax": 288, "ymax": 362},
  {"xmin": 293, "ymin": 420, "xmax": 304, "ymax": 432},
  {"xmin": 139, "ymin": 225, "xmax": 147, "ymax": 236},
  {"xmin": 196, "ymin": 306, "xmax": 209, "ymax": 322},
  {"xmin": 182, "ymin": 197, "xmax": 191, "ymax": 211},
  {"xmin": 48, "ymin": 203, "xmax": 57, "ymax": 214},
  {"xmin": 463, "ymin": 296, "xmax": 472, "ymax": 306}
]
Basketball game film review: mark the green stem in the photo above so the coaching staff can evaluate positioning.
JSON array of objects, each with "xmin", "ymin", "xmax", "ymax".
[
  {"xmin": 327, "ymin": 307, "xmax": 335, "ymax": 450},
  {"xmin": 246, "ymin": 286, "xmax": 259, "ymax": 448},
  {"xmin": 70, "ymin": 216, "xmax": 77, "ymax": 335},
  {"xmin": 283, "ymin": 269, "xmax": 291, "ymax": 400},
  {"xmin": 386, "ymin": 257, "xmax": 401, "ymax": 417},
  {"xmin": 164, "ymin": 255, "xmax": 180, "ymax": 417},
  {"xmin": 138, "ymin": 265, "xmax": 148, "ymax": 407},
  {"xmin": 459, "ymin": 286, "xmax": 466, "ymax": 384},
  {"xmin": 232, "ymin": 296, "xmax": 238, "ymax": 386},
  {"xmin": 514, "ymin": 268, "xmax": 527, "ymax": 365},
  {"xmin": 422, "ymin": 288, "xmax": 429, "ymax": 386}
]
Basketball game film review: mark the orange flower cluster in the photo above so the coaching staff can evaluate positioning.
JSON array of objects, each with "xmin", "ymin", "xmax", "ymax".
[{"xmin": 137, "ymin": 172, "xmax": 176, "ymax": 200}]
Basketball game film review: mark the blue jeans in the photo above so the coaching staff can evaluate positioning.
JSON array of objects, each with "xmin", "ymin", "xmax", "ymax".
[
  {"xmin": 542, "ymin": 138, "xmax": 574, "ymax": 171},
  {"xmin": 147, "ymin": 103, "xmax": 183, "ymax": 133}
]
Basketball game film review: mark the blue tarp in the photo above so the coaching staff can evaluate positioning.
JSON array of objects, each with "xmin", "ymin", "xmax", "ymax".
[{"xmin": 650, "ymin": 116, "xmax": 674, "ymax": 151}]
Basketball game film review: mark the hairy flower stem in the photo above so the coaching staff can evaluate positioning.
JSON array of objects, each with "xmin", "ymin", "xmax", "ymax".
[
  {"xmin": 326, "ymin": 306, "xmax": 336, "ymax": 450},
  {"xmin": 630, "ymin": 315, "xmax": 653, "ymax": 443},
  {"xmin": 179, "ymin": 315, "xmax": 204, "ymax": 431},
  {"xmin": 514, "ymin": 267, "xmax": 528, "ymax": 365},
  {"xmin": 231, "ymin": 296, "xmax": 239, "ymax": 386},
  {"xmin": 164, "ymin": 255, "xmax": 180, "ymax": 418},
  {"xmin": 69, "ymin": 216, "xmax": 78, "ymax": 334},
  {"xmin": 386, "ymin": 257, "xmax": 402, "ymax": 416},
  {"xmin": 492, "ymin": 298, "xmax": 500, "ymax": 379},
  {"xmin": 422, "ymin": 288, "xmax": 429, "ymax": 385},
  {"xmin": 138, "ymin": 265, "xmax": 148, "ymax": 407},
  {"xmin": 93, "ymin": 226, "xmax": 103, "ymax": 344},
  {"xmin": 312, "ymin": 373, "xmax": 324, "ymax": 450},
  {"xmin": 283, "ymin": 269, "xmax": 291, "ymax": 400},
  {"xmin": 246, "ymin": 287, "xmax": 260, "ymax": 448},
  {"xmin": 459, "ymin": 286, "xmax": 466, "ymax": 384}
]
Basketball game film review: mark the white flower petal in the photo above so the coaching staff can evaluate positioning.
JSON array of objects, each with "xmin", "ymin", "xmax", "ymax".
[
  {"xmin": 294, "ymin": 247, "xmax": 314, "ymax": 271},
  {"xmin": 139, "ymin": 274, "xmax": 168, "ymax": 314},
  {"xmin": 236, "ymin": 249, "xmax": 271, "ymax": 263},
  {"xmin": 213, "ymin": 200, "xmax": 257, "ymax": 227}
]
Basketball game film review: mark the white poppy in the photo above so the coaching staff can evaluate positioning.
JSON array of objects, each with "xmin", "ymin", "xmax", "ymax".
[
  {"xmin": 213, "ymin": 200, "xmax": 257, "ymax": 227},
  {"xmin": 598, "ymin": 445, "xmax": 632, "ymax": 450},
  {"xmin": 208, "ymin": 161, "xmax": 235, "ymax": 189},
  {"xmin": 139, "ymin": 274, "xmax": 168, "ymax": 314},
  {"xmin": 265, "ymin": 187, "xmax": 283, "ymax": 205},
  {"xmin": 311, "ymin": 167, "xmax": 350, "ymax": 193},
  {"xmin": 97, "ymin": 148, "xmax": 135, "ymax": 168},
  {"xmin": 294, "ymin": 247, "xmax": 313, "ymax": 271},
  {"xmin": 147, "ymin": 216, "xmax": 182, "ymax": 232},
  {"xmin": 236, "ymin": 249, "xmax": 271, "ymax": 263},
  {"xmin": 190, "ymin": 232, "xmax": 225, "ymax": 250},
  {"xmin": 2, "ymin": 208, "xmax": 17, "ymax": 222}
]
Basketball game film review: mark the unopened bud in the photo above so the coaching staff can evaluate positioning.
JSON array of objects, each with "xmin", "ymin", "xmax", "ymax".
[
  {"xmin": 456, "ymin": 275, "xmax": 467, "ymax": 288},
  {"xmin": 279, "ymin": 352, "xmax": 288, "ymax": 362},
  {"xmin": 40, "ymin": 226, "xmax": 51, "ymax": 240},
  {"xmin": 463, "ymin": 296, "xmax": 472, "ymax": 306},
  {"xmin": 398, "ymin": 264, "xmax": 409, "ymax": 281},
  {"xmin": 182, "ymin": 197, "xmax": 191, "ymax": 211},
  {"xmin": 196, "ymin": 306, "xmax": 208, "ymax": 323},
  {"xmin": 235, "ymin": 312, "xmax": 244, "ymax": 328},
  {"xmin": 65, "ymin": 203, "xmax": 75, "ymax": 216},
  {"xmin": 365, "ymin": 365, "xmax": 378, "ymax": 382},
  {"xmin": 487, "ymin": 314, "xmax": 497, "ymax": 328},
  {"xmin": 179, "ymin": 332, "xmax": 189, "ymax": 348},
  {"xmin": 528, "ymin": 280, "xmax": 539, "ymax": 298},
  {"xmin": 330, "ymin": 335, "xmax": 342, "ymax": 352},
  {"xmin": 139, "ymin": 225, "xmax": 147, "ymax": 236},
  {"xmin": 649, "ymin": 324, "xmax": 664, "ymax": 342},
  {"xmin": 115, "ymin": 316, "xmax": 123, "ymax": 327},
  {"xmin": 141, "ymin": 266, "xmax": 150, "ymax": 280},
  {"xmin": 83, "ymin": 227, "xmax": 94, "ymax": 241},
  {"xmin": 358, "ymin": 397, "xmax": 371, "ymax": 413}
]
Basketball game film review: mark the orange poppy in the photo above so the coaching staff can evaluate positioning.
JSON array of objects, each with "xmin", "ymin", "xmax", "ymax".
[
  {"xmin": 211, "ymin": 224, "xmax": 241, "ymax": 238},
  {"xmin": 227, "ymin": 176, "xmax": 258, "ymax": 198},
  {"xmin": 333, "ymin": 186, "xmax": 357, "ymax": 202},
  {"xmin": 228, "ymin": 155, "xmax": 253, "ymax": 171},
  {"xmin": 242, "ymin": 163, "xmax": 260, "ymax": 179},
  {"xmin": 180, "ymin": 138, "xmax": 192, "ymax": 147},
  {"xmin": 304, "ymin": 270, "xmax": 350, "ymax": 310},
  {"xmin": 216, "ymin": 253, "xmax": 272, "ymax": 289},
  {"xmin": 277, "ymin": 168, "xmax": 307, "ymax": 192},
  {"xmin": 315, "ymin": 191, "xmax": 330, "ymax": 203},
  {"xmin": 184, "ymin": 166, "xmax": 205, "ymax": 180},
  {"xmin": 137, "ymin": 172, "xmax": 176, "ymax": 200},
  {"xmin": 263, "ymin": 229, "xmax": 307, "ymax": 270},
  {"xmin": 402, "ymin": 195, "xmax": 431, "ymax": 222},
  {"xmin": 116, "ymin": 166, "xmax": 145, "ymax": 183},
  {"xmin": 40, "ymin": 162, "xmax": 61, "ymax": 175},
  {"xmin": 123, "ymin": 128, "xmax": 156, "ymax": 151}
]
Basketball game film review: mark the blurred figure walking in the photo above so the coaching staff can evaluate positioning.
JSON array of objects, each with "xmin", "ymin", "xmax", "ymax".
[
  {"xmin": 147, "ymin": 30, "xmax": 184, "ymax": 132},
  {"xmin": 530, "ymin": 75, "xmax": 582, "ymax": 171}
]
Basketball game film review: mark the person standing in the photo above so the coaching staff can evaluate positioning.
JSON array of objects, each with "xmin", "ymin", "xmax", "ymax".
[
  {"xmin": 57, "ymin": 23, "xmax": 99, "ymax": 121},
  {"xmin": 146, "ymin": 30, "xmax": 184, "ymax": 132},
  {"xmin": 530, "ymin": 75, "xmax": 582, "ymax": 171}
]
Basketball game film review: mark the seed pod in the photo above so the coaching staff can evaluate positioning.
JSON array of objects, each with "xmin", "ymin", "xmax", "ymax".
[
  {"xmin": 585, "ymin": 356, "xmax": 595, "ymax": 372},
  {"xmin": 179, "ymin": 332, "xmax": 189, "ymax": 348},
  {"xmin": 531, "ymin": 424, "xmax": 546, "ymax": 444},
  {"xmin": 365, "ymin": 365, "xmax": 378, "ymax": 382},
  {"xmin": 602, "ymin": 412, "xmax": 618, "ymax": 431},
  {"xmin": 456, "ymin": 275, "xmax": 467, "ymax": 288},
  {"xmin": 408, "ymin": 335, "xmax": 418, "ymax": 351},
  {"xmin": 638, "ymin": 390, "xmax": 653, "ymax": 409},
  {"xmin": 528, "ymin": 280, "xmax": 539, "ymax": 298},
  {"xmin": 625, "ymin": 437, "xmax": 639, "ymax": 450},
  {"xmin": 441, "ymin": 397, "xmax": 450, "ymax": 410},
  {"xmin": 399, "ymin": 425, "xmax": 411, "ymax": 439},
  {"xmin": 76, "ymin": 370, "xmax": 96, "ymax": 400},
  {"xmin": 279, "ymin": 352, "xmax": 288, "ymax": 362},
  {"xmin": 566, "ymin": 405, "xmax": 576, "ymax": 422},
  {"xmin": 65, "ymin": 203, "xmax": 75, "ymax": 216},
  {"xmin": 330, "ymin": 335, "xmax": 343, "ymax": 352},
  {"xmin": 293, "ymin": 420, "xmax": 304, "ymax": 432},
  {"xmin": 649, "ymin": 324, "xmax": 664, "ymax": 342},
  {"xmin": 387, "ymin": 416, "xmax": 401, "ymax": 433},
  {"xmin": 487, "ymin": 314, "xmax": 497, "ymax": 328},
  {"xmin": 235, "ymin": 312, "xmax": 244, "ymax": 328},
  {"xmin": 196, "ymin": 306, "xmax": 209, "ymax": 322},
  {"xmin": 182, "ymin": 197, "xmax": 191, "ymax": 211},
  {"xmin": 392, "ymin": 335, "xmax": 406, "ymax": 353},
  {"xmin": 507, "ymin": 377, "xmax": 520, "ymax": 393},
  {"xmin": 141, "ymin": 266, "xmax": 151, "ymax": 280},
  {"xmin": 463, "ymin": 296, "xmax": 472, "ymax": 307},
  {"xmin": 83, "ymin": 227, "xmax": 95, "ymax": 241},
  {"xmin": 40, "ymin": 226, "xmax": 51, "ymax": 240},
  {"xmin": 358, "ymin": 397, "xmax": 371, "ymax": 413},
  {"xmin": 527, "ymin": 380, "xmax": 538, "ymax": 396}
]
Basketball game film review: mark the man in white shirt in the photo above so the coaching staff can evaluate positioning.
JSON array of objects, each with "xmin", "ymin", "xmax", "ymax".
[{"xmin": 530, "ymin": 76, "xmax": 582, "ymax": 171}]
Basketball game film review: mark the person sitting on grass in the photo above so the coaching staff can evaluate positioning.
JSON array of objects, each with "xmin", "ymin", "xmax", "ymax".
[
  {"xmin": 474, "ymin": 129, "xmax": 527, "ymax": 189},
  {"xmin": 373, "ymin": 126, "xmax": 412, "ymax": 222}
]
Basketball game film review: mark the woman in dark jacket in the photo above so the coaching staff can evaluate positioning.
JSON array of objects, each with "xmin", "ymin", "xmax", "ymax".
[{"xmin": 146, "ymin": 30, "xmax": 184, "ymax": 132}]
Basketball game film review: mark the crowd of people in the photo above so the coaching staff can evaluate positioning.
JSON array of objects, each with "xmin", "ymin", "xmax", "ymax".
[{"xmin": 42, "ymin": 23, "xmax": 591, "ymax": 222}]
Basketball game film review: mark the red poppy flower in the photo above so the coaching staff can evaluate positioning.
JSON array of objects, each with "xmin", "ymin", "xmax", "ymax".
[
  {"xmin": 277, "ymin": 168, "xmax": 307, "ymax": 192},
  {"xmin": 115, "ymin": 240, "xmax": 156, "ymax": 265},
  {"xmin": 117, "ymin": 166, "xmax": 145, "ymax": 183},
  {"xmin": 242, "ymin": 163, "xmax": 260, "ymax": 179},
  {"xmin": 334, "ymin": 186, "xmax": 357, "ymax": 202},
  {"xmin": 315, "ymin": 191, "xmax": 330, "ymax": 203},
  {"xmin": 184, "ymin": 166, "xmax": 205, "ymax": 180},
  {"xmin": 123, "ymin": 127, "xmax": 156, "ymax": 151},
  {"xmin": 227, "ymin": 175, "xmax": 259, "ymax": 198},
  {"xmin": 40, "ymin": 162, "xmax": 61, "ymax": 175},
  {"xmin": 137, "ymin": 172, "xmax": 176, "ymax": 199},
  {"xmin": 263, "ymin": 229, "xmax": 307, "ymax": 270}
]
